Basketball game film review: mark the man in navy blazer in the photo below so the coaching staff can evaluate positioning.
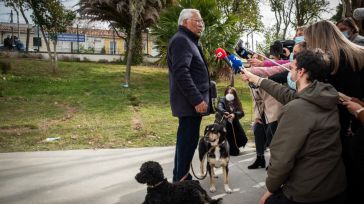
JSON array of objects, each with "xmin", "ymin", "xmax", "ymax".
[{"xmin": 167, "ymin": 8, "xmax": 212, "ymax": 182}]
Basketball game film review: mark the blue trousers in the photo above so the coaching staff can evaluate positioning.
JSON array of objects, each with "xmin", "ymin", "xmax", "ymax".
[{"xmin": 173, "ymin": 116, "xmax": 202, "ymax": 182}]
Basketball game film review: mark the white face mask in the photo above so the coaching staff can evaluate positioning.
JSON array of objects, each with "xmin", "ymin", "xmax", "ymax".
[
  {"xmin": 287, "ymin": 71, "xmax": 296, "ymax": 90},
  {"xmin": 225, "ymin": 93, "xmax": 235, "ymax": 101}
]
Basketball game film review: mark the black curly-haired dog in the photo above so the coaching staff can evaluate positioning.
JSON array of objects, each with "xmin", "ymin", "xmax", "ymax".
[{"xmin": 135, "ymin": 161, "xmax": 222, "ymax": 204}]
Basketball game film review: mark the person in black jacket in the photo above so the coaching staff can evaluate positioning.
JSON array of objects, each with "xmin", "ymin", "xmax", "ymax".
[
  {"xmin": 305, "ymin": 20, "xmax": 364, "ymax": 203},
  {"xmin": 215, "ymin": 86, "xmax": 248, "ymax": 156},
  {"xmin": 167, "ymin": 8, "xmax": 212, "ymax": 182}
]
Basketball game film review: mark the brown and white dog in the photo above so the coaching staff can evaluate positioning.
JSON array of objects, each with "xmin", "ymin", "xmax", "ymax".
[{"xmin": 198, "ymin": 123, "xmax": 232, "ymax": 193}]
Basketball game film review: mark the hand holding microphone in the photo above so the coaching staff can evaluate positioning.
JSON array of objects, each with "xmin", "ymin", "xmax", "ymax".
[
  {"xmin": 247, "ymin": 58, "xmax": 264, "ymax": 67},
  {"xmin": 240, "ymin": 69, "xmax": 261, "ymax": 86}
]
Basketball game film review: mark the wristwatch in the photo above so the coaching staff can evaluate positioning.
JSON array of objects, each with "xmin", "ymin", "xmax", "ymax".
[{"xmin": 355, "ymin": 107, "xmax": 364, "ymax": 117}]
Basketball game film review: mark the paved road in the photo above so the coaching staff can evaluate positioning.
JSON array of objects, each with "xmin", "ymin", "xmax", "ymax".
[{"xmin": 0, "ymin": 145, "xmax": 269, "ymax": 204}]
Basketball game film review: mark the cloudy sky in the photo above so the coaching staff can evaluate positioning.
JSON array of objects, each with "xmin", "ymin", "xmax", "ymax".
[{"xmin": 0, "ymin": 0, "xmax": 340, "ymax": 43}]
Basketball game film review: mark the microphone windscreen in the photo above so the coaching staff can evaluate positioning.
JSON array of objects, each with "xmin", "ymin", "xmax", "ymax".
[
  {"xmin": 215, "ymin": 48, "xmax": 227, "ymax": 59},
  {"xmin": 353, "ymin": 8, "xmax": 364, "ymax": 20},
  {"xmin": 228, "ymin": 54, "xmax": 243, "ymax": 73}
]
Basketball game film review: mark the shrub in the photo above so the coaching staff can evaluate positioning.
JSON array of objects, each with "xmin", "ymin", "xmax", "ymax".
[
  {"xmin": 60, "ymin": 55, "xmax": 71, "ymax": 61},
  {"xmin": 98, "ymin": 59, "xmax": 108, "ymax": 63},
  {"xmin": 83, "ymin": 57, "xmax": 91, "ymax": 62},
  {"xmin": 37, "ymin": 54, "xmax": 44, "ymax": 59}
]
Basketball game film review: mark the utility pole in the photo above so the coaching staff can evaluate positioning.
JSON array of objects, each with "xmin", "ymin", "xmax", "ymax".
[
  {"xmin": 113, "ymin": 29, "xmax": 116, "ymax": 55},
  {"xmin": 37, "ymin": 25, "xmax": 40, "ymax": 51},
  {"xmin": 251, "ymin": 32, "xmax": 254, "ymax": 51},
  {"xmin": 77, "ymin": 24, "xmax": 79, "ymax": 53},
  {"xmin": 246, "ymin": 32, "xmax": 249, "ymax": 49},
  {"xmin": 16, "ymin": 9, "xmax": 20, "ymax": 38},
  {"xmin": 10, "ymin": 10, "xmax": 14, "ymax": 48}
]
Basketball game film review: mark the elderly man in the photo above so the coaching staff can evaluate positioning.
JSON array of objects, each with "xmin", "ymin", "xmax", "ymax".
[
  {"xmin": 167, "ymin": 8, "xmax": 212, "ymax": 182},
  {"xmin": 242, "ymin": 49, "xmax": 346, "ymax": 204}
]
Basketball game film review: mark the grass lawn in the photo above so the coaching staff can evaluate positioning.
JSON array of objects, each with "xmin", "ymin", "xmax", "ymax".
[{"xmin": 0, "ymin": 57, "xmax": 254, "ymax": 152}]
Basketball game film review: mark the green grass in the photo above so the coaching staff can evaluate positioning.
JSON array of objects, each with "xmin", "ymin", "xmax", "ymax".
[{"xmin": 0, "ymin": 57, "xmax": 254, "ymax": 152}]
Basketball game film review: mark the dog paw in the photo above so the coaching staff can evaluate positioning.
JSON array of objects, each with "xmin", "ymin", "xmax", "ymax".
[
  {"xmin": 224, "ymin": 185, "xmax": 232, "ymax": 194},
  {"xmin": 209, "ymin": 186, "xmax": 216, "ymax": 193}
]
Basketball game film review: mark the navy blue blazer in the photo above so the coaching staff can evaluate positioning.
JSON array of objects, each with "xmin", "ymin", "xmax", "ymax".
[{"xmin": 167, "ymin": 26, "xmax": 211, "ymax": 117}]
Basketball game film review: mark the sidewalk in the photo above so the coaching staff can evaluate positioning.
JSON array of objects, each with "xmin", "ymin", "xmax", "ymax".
[{"xmin": 0, "ymin": 144, "xmax": 269, "ymax": 204}]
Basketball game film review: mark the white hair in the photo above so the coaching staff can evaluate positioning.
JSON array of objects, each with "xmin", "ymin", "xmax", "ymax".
[{"xmin": 178, "ymin": 9, "xmax": 200, "ymax": 25}]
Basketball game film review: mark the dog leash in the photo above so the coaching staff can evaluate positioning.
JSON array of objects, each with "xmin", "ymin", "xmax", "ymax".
[
  {"xmin": 179, "ymin": 146, "xmax": 215, "ymax": 182},
  {"xmin": 230, "ymin": 120, "xmax": 240, "ymax": 151}
]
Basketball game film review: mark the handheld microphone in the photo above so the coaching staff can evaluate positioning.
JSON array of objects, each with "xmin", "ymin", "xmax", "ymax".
[
  {"xmin": 228, "ymin": 54, "xmax": 244, "ymax": 74},
  {"xmin": 234, "ymin": 39, "xmax": 253, "ymax": 59},
  {"xmin": 215, "ymin": 48, "xmax": 256, "ymax": 88},
  {"xmin": 353, "ymin": 8, "xmax": 364, "ymax": 20},
  {"xmin": 215, "ymin": 48, "xmax": 232, "ymax": 67},
  {"xmin": 233, "ymin": 41, "xmax": 290, "ymax": 71}
]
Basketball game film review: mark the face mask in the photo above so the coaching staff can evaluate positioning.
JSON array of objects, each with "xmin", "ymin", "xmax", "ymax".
[
  {"xmin": 289, "ymin": 53, "xmax": 294, "ymax": 62},
  {"xmin": 294, "ymin": 36, "xmax": 304, "ymax": 44},
  {"xmin": 287, "ymin": 72, "xmax": 297, "ymax": 90},
  {"xmin": 342, "ymin": 31, "xmax": 350, "ymax": 39},
  {"xmin": 225, "ymin": 93, "xmax": 235, "ymax": 101}
]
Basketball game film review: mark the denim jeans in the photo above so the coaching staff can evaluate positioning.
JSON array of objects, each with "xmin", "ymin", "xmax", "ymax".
[{"xmin": 172, "ymin": 116, "xmax": 202, "ymax": 182}]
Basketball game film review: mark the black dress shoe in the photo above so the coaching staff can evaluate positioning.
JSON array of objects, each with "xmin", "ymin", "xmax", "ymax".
[{"xmin": 248, "ymin": 155, "xmax": 266, "ymax": 169}]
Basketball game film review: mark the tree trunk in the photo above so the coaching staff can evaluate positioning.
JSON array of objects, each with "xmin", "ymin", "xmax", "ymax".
[
  {"xmin": 25, "ymin": 28, "xmax": 30, "ymax": 53},
  {"xmin": 19, "ymin": 5, "xmax": 31, "ymax": 53},
  {"xmin": 124, "ymin": 0, "xmax": 140, "ymax": 87},
  {"xmin": 343, "ymin": 0, "xmax": 352, "ymax": 16},
  {"xmin": 40, "ymin": 27, "xmax": 54, "ymax": 70},
  {"xmin": 124, "ymin": 27, "xmax": 143, "ymax": 65},
  {"xmin": 229, "ymin": 73, "xmax": 234, "ymax": 87}
]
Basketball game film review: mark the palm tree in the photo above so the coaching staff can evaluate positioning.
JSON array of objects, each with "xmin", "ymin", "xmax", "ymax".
[
  {"xmin": 151, "ymin": 0, "xmax": 262, "ymax": 82},
  {"xmin": 78, "ymin": 0, "xmax": 168, "ymax": 87}
]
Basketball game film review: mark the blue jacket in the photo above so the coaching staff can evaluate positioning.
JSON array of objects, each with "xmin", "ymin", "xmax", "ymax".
[{"xmin": 167, "ymin": 26, "xmax": 211, "ymax": 117}]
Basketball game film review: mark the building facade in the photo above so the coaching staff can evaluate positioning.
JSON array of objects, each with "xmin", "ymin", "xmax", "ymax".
[{"xmin": 0, "ymin": 23, "xmax": 157, "ymax": 56}]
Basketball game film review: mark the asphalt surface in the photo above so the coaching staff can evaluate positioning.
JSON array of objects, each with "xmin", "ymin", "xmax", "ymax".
[{"xmin": 0, "ymin": 144, "xmax": 269, "ymax": 204}]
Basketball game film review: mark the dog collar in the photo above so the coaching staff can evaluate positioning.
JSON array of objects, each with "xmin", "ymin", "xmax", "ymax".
[{"xmin": 147, "ymin": 180, "xmax": 164, "ymax": 188}]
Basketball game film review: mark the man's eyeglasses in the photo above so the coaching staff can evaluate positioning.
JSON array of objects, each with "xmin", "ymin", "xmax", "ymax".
[{"xmin": 188, "ymin": 18, "xmax": 204, "ymax": 25}]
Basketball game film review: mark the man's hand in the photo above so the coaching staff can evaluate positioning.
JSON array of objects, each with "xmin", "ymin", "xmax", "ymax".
[
  {"xmin": 225, "ymin": 113, "xmax": 235, "ymax": 119},
  {"xmin": 343, "ymin": 100, "xmax": 362, "ymax": 117},
  {"xmin": 240, "ymin": 69, "xmax": 261, "ymax": 85},
  {"xmin": 259, "ymin": 191, "xmax": 273, "ymax": 204},
  {"xmin": 195, "ymin": 101, "xmax": 208, "ymax": 113},
  {"xmin": 255, "ymin": 118, "xmax": 263, "ymax": 124},
  {"xmin": 248, "ymin": 58, "xmax": 263, "ymax": 67}
]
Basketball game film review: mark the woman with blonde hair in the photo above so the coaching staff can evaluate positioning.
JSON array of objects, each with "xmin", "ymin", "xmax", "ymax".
[{"xmin": 304, "ymin": 20, "xmax": 364, "ymax": 203}]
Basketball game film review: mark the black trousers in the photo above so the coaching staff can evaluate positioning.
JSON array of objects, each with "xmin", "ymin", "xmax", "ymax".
[
  {"xmin": 266, "ymin": 189, "xmax": 345, "ymax": 204},
  {"xmin": 253, "ymin": 120, "xmax": 277, "ymax": 156},
  {"xmin": 172, "ymin": 116, "xmax": 202, "ymax": 182}
]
